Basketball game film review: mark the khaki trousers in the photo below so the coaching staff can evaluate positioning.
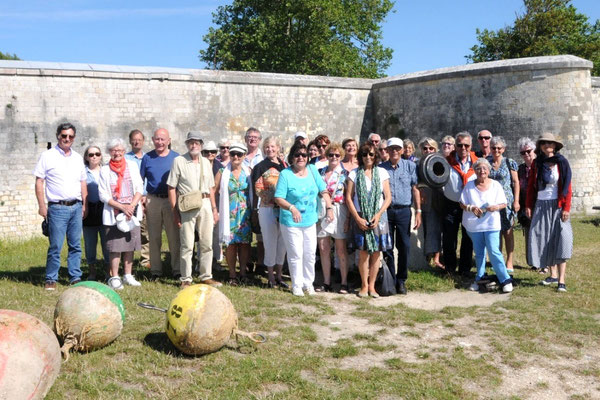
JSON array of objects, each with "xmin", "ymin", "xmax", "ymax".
[
  {"xmin": 180, "ymin": 198, "xmax": 213, "ymax": 282},
  {"xmin": 139, "ymin": 214, "xmax": 150, "ymax": 267},
  {"xmin": 146, "ymin": 194, "xmax": 180, "ymax": 277}
]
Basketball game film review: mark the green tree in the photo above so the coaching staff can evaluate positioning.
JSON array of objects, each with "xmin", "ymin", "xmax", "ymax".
[
  {"xmin": 199, "ymin": 0, "xmax": 394, "ymax": 78},
  {"xmin": 0, "ymin": 51, "xmax": 20, "ymax": 60},
  {"xmin": 467, "ymin": 0, "xmax": 600, "ymax": 75}
]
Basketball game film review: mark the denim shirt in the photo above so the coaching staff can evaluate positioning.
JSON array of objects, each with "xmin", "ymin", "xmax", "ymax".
[
  {"xmin": 380, "ymin": 159, "xmax": 417, "ymax": 206},
  {"xmin": 86, "ymin": 167, "xmax": 101, "ymax": 203}
]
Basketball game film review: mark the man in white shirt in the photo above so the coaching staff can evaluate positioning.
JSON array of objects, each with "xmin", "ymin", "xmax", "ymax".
[{"xmin": 34, "ymin": 122, "xmax": 87, "ymax": 291}]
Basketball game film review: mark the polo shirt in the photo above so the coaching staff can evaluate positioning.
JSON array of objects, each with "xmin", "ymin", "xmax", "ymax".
[{"xmin": 33, "ymin": 145, "xmax": 86, "ymax": 202}]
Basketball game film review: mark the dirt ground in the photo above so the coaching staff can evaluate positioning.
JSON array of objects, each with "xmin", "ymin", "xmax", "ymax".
[{"xmin": 304, "ymin": 290, "xmax": 600, "ymax": 399}]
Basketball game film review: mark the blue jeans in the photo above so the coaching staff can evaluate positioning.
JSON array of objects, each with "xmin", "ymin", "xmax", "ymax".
[
  {"xmin": 467, "ymin": 230, "xmax": 510, "ymax": 284},
  {"xmin": 46, "ymin": 202, "xmax": 83, "ymax": 283},
  {"xmin": 82, "ymin": 225, "xmax": 108, "ymax": 265}
]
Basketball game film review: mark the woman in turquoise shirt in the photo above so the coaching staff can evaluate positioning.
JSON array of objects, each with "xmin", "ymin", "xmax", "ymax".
[{"xmin": 274, "ymin": 142, "xmax": 333, "ymax": 297}]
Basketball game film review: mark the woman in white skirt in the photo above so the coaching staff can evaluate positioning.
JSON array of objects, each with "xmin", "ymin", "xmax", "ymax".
[
  {"xmin": 316, "ymin": 143, "xmax": 350, "ymax": 294},
  {"xmin": 525, "ymin": 133, "xmax": 573, "ymax": 292}
]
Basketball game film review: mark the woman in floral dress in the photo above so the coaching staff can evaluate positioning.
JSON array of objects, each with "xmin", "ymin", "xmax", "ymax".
[{"xmin": 215, "ymin": 143, "xmax": 252, "ymax": 285}]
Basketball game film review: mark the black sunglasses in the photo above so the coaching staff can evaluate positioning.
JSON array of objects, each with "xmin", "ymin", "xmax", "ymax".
[
  {"xmin": 202, "ymin": 150, "xmax": 218, "ymax": 155},
  {"xmin": 87, "ymin": 152, "xmax": 101, "ymax": 157},
  {"xmin": 294, "ymin": 152, "xmax": 308, "ymax": 158},
  {"xmin": 520, "ymin": 149, "xmax": 532, "ymax": 156},
  {"xmin": 327, "ymin": 153, "xmax": 341, "ymax": 158},
  {"xmin": 478, "ymin": 136, "xmax": 491, "ymax": 141},
  {"xmin": 219, "ymin": 146, "xmax": 229, "ymax": 150},
  {"xmin": 361, "ymin": 152, "xmax": 376, "ymax": 157},
  {"xmin": 230, "ymin": 151, "xmax": 244, "ymax": 158},
  {"xmin": 60, "ymin": 133, "xmax": 75, "ymax": 140},
  {"xmin": 456, "ymin": 143, "xmax": 470, "ymax": 148}
]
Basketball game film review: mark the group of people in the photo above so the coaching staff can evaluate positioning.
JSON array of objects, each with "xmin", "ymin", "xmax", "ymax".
[{"xmin": 34, "ymin": 123, "xmax": 573, "ymax": 296}]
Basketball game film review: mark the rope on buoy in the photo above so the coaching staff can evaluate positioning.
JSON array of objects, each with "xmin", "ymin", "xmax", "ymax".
[{"xmin": 233, "ymin": 329, "xmax": 267, "ymax": 344}]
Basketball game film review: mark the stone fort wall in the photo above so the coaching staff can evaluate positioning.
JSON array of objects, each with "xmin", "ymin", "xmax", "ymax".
[
  {"xmin": 371, "ymin": 55, "xmax": 600, "ymax": 215},
  {"xmin": 0, "ymin": 55, "xmax": 598, "ymax": 239}
]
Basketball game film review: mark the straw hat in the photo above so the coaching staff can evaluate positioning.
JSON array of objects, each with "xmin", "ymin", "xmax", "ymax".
[{"xmin": 536, "ymin": 132, "xmax": 563, "ymax": 152}]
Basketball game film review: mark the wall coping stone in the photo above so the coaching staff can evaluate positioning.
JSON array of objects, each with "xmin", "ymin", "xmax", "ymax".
[
  {"xmin": 0, "ymin": 60, "xmax": 373, "ymax": 90},
  {"xmin": 372, "ymin": 55, "xmax": 593, "ymax": 89},
  {"xmin": 0, "ymin": 55, "xmax": 592, "ymax": 91}
]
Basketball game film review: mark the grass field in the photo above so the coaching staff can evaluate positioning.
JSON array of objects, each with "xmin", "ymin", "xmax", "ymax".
[{"xmin": 1, "ymin": 217, "xmax": 599, "ymax": 399}]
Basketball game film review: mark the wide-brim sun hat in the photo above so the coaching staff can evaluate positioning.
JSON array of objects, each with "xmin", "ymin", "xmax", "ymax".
[
  {"xmin": 536, "ymin": 132, "xmax": 563, "ymax": 152},
  {"xmin": 203, "ymin": 141, "xmax": 218, "ymax": 151}
]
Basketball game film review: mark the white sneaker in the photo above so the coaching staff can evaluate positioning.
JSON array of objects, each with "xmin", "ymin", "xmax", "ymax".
[
  {"xmin": 305, "ymin": 286, "xmax": 316, "ymax": 296},
  {"xmin": 469, "ymin": 282, "xmax": 479, "ymax": 292},
  {"xmin": 123, "ymin": 274, "xmax": 141, "ymax": 287},
  {"xmin": 107, "ymin": 276, "xmax": 123, "ymax": 291},
  {"xmin": 502, "ymin": 283, "xmax": 513, "ymax": 293},
  {"xmin": 292, "ymin": 287, "xmax": 304, "ymax": 297}
]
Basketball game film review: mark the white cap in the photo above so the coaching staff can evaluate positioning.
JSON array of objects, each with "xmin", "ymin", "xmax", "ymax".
[
  {"xmin": 229, "ymin": 142, "xmax": 248, "ymax": 154},
  {"xmin": 294, "ymin": 131, "xmax": 307, "ymax": 140},
  {"xmin": 387, "ymin": 137, "xmax": 403, "ymax": 148}
]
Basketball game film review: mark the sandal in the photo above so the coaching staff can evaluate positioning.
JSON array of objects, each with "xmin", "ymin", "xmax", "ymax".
[
  {"xmin": 339, "ymin": 284, "xmax": 349, "ymax": 294},
  {"xmin": 538, "ymin": 267, "xmax": 548, "ymax": 275}
]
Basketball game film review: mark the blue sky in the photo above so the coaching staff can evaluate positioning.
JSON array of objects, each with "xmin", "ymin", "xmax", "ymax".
[{"xmin": 1, "ymin": 0, "xmax": 598, "ymax": 77}]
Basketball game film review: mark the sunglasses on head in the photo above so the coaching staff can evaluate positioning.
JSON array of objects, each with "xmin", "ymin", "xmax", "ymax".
[
  {"xmin": 60, "ymin": 133, "xmax": 75, "ymax": 140},
  {"xmin": 293, "ymin": 152, "xmax": 308, "ymax": 158},
  {"xmin": 87, "ymin": 152, "xmax": 101, "ymax": 157},
  {"xmin": 230, "ymin": 151, "xmax": 244, "ymax": 158},
  {"xmin": 202, "ymin": 150, "xmax": 218, "ymax": 155},
  {"xmin": 456, "ymin": 143, "xmax": 470, "ymax": 148},
  {"xmin": 361, "ymin": 152, "xmax": 376, "ymax": 157},
  {"xmin": 520, "ymin": 149, "xmax": 533, "ymax": 156},
  {"xmin": 478, "ymin": 136, "xmax": 491, "ymax": 141}
]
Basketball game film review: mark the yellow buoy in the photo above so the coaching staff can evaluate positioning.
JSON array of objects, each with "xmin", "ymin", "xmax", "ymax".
[
  {"xmin": 166, "ymin": 284, "xmax": 238, "ymax": 355},
  {"xmin": 139, "ymin": 284, "xmax": 266, "ymax": 356}
]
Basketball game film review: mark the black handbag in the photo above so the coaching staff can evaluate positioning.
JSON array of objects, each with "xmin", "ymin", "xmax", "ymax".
[
  {"xmin": 83, "ymin": 201, "xmax": 103, "ymax": 227},
  {"xmin": 376, "ymin": 258, "xmax": 397, "ymax": 296}
]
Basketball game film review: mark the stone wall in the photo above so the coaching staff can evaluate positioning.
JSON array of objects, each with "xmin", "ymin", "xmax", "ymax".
[
  {"xmin": 0, "ymin": 62, "xmax": 372, "ymax": 238},
  {"xmin": 0, "ymin": 55, "xmax": 598, "ymax": 239},
  {"xmin": 372, "ymin": 55, "xmax": 600, "ymax": 213}
]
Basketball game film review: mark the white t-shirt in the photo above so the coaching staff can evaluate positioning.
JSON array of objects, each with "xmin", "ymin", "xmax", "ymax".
[
  {"xmin": 537, "ymin": 164, "xmax": 559, "ymax": 201},
  {"xmin": 348, "ymin": 167, "xmax": 390, "ymax": 213},
  {"xmin": 460, "ymin": 179, "xmax": 507, "ymax": 232}
]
